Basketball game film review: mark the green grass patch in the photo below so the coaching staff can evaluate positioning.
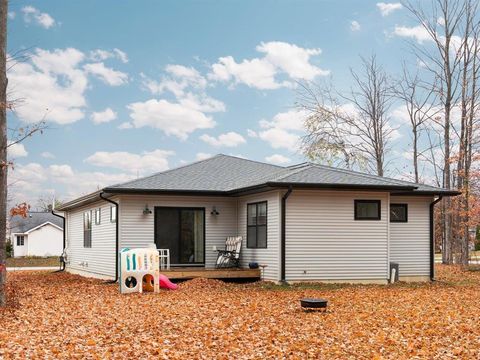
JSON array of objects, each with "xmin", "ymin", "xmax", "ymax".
[{"xmin": 6, "ymin": 256, "xmax": 60, "ymax": 268}]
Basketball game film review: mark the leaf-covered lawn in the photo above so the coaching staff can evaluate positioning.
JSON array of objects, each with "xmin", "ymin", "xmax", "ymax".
[{"xmin": 1, "ymin": 265, "xmax": 480, "ymax": 359}]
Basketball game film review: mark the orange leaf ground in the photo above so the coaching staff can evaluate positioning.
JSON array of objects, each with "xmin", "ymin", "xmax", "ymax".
[{"xmin": 1, "ymin": 265, "xmax": 480, "ymax": 359}]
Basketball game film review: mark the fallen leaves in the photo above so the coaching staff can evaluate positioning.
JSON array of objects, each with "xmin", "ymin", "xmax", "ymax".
[{"xmin": 0, "ymin": 265, "xmax": 480, "ymax": 359}]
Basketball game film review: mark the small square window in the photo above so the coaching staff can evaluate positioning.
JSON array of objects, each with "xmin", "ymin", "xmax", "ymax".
[
  {"xmin": 390, "ymin": 204, "xmax": 408, "ymax": 222},
  {"xmin": 354, "ymin": 200, "xmax": 381, "ymax": 220},
  {"xmin": 95, "ymin": 208, "xmax": 101, "ymax": 225}
]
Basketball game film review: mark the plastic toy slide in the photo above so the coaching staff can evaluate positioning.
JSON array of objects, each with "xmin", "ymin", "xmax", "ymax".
[{"xmin": 159, "ymin": 274, "xmax": 178, "ymax": 290}]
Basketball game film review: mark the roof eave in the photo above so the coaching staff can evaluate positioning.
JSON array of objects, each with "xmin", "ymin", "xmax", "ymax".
[
  {"xmin": 391, "ymin": 190, "xmax": 461, "ymax": 196},
  {"xmin": 266, "ymin": 182, "xmax": 416, "ymax": 191}
]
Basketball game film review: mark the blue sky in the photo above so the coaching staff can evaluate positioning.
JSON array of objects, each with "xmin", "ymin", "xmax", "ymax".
[{"xmin": 6, "ymin": 0, "xmax": 426, "ymax": 204}]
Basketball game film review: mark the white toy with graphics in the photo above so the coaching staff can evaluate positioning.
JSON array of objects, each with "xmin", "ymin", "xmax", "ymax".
[{"xmin": 119, "ymin": 246, "xmax": 160, "ymax": 294}]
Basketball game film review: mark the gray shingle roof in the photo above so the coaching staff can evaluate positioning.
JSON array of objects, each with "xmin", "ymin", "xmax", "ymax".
[
  {"xmin": 103, "ymin": 154, "xmax": 456, "ymax": 195},
  {"xmin": 10, "ymin": 212, "xmax": 64, "ymax": 234},
  {"xmin": 106, "ymin": 154, "xmax": 286, "ymax": 192}
]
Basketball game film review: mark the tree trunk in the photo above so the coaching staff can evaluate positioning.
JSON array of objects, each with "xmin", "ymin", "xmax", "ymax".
[
  {"xmin": 0, "ymin": 0, "xmax": 8, "ymax": 306},
  {"xmin": 413, "ymin": 126, "xmax": 419, "ymax": 183}
]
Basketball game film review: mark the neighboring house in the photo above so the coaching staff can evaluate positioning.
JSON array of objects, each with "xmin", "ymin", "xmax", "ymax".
[
  {"xmin": 10, "ymin": 212, "xmax": 64, "ymax": 257},
  {"xmin": 57, "ymin": 154, "xmax": 458, "ymax": 283}
]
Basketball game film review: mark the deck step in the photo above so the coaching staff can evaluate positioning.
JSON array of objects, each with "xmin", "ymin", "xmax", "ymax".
[{"xmin": 161, "ymin": 268, "xmax": 261, "ymax": 280}]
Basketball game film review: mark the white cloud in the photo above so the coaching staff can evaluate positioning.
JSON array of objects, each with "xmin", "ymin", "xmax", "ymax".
[
  {"xmin": 85, "ymin": 149, "xmax": 174, "ymax": 175},
  {"xmin": 90, "ymin": 108, "xmax": 117, "ymax": 124},
  {"xmin": 257, "ymin": 109, "xmax": 307, "ymax": 150},
  {"xmin": 118, "ymin": 122, "xmax": 133, "ymax": 130},
  {"xmin": 350, "ymin": 20, "xmax": 361, "ymax": 32},
  {"xmin": 83, "ymin": 62, "xmax": 128, "ymax": 86},
  {"xmin": 209, "ymin": 41, "xmax": 329, "ymax": 89},
  {"xmin": 132, "ymin": 65, "xmax": 224, "ymax": 138},
  {"xmin": 8, "ymin": 48, "xmax": 87, "ymax": 124},
  {"xmin": 376, "ymin": 2, "xmax": 403, "ymax": 16},
  {"xmin": 196, "ymin": 152, "xmax": 212, "ymax": 161},
  {"xmin": 127, "ymin": 99, "xmax": 216, "ymax": 140},
  {"xmin": 8, "ymin": 11, "xmax": 15, "ymax": 19},
  {"xmin": 7, "ymin": 142, "xmax": 28, "ymax": 158},
  {"xmin": 40, "ymin": 151, "xmax": 55, "ymax": 159},
  {"xmin": 265, "ymin": 154, "xmax": 291, "ymax": 165},
  {"xmin": 21, "ymin": 6, "xmax": 55, "ymax": 29},
  {"xmin": 247, "ymin": 129, "xmax": 258, "ymax": 138},
  {"xmin": 143, "ymin": 65, "xmax": 207, "ymax": 97},
  {"xmin": 200, "ymin": 132, "xmax": 246, "ymax": 147},
  {"xmin": 89, "ymin": 48, "xmax": 129, "ymax": 63},
  {"xmin": 393, "ymin": 25, "xmax": 431, "ymax": 43},
  {"xmin": 8, "ymin": 162, "xmax": 134, "ymax": 204}
]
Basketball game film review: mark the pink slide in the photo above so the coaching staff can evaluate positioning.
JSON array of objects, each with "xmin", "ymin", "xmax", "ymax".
[{"xmin": 159, "ymin": 274, "xmax": 178, "ymax": 290}]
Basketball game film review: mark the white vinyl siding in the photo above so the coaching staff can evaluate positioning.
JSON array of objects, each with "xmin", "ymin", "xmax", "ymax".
[
  {"xmin": 237, "ymin": 191, "xmax": 281, "ymax": 281},
  {"xmin": 390, "ymin": 196, "xmax": 432, "ymax": 277},
  {"xmin": 285, "ymin": 190, "xmax": 389, "ymax": 282},
  {"xmin": 118, "ymin": 195, "xmax": 237, "ymax": 268},
  {"xmin": 66, "ymin": 200, "xmax": 117, "ymax": 278}
]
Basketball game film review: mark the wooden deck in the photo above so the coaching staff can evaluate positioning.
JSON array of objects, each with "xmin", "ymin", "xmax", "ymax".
[{"xmin": 161, "ymin": 267, "xmax": 261, "ymax": 280}]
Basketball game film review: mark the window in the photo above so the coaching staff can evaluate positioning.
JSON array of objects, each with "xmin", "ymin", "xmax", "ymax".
[
  {"xmin": 16, "ymin": 235, "xmax": 25, "ymax": 246},
  {"xmin": 390, "ymin": 204, "xmax": 408, "ymax": 222},
  {"xmin": 247, "ymin": 201, "xmax": 267, "ymax": 248},
  {"xmin": 95, "ymin": 208, "xmax": 101, "ymax": 225},
  {"xmin": 110, "ymin": 206, "xmax": 116, "ymax": 223},
  {"xmin": 354, "ymin": 200, "xmax": 381, "ymax": 220},
  {"xmin": 83, "ymin": 211, "xmax": 92, "ymax": 248}
]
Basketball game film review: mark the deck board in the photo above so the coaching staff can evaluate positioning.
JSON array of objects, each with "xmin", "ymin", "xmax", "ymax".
[{"xmin": 161, "ymin": 267, "xmax": 261, "ymax": 280}]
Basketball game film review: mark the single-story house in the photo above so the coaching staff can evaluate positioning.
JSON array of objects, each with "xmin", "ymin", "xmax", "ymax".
[
  {"xmin": 10, "ymin": 212, "xmax": 64, "ymax": 257},
  {"xmin": 56, "ymin": 154, "xmax": 458, "ymax": 283}
]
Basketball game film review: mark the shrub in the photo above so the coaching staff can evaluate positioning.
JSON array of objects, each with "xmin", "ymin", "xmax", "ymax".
[{"xmin": 6, "ymin": 239, "xmax": 13, "ymax": 258}]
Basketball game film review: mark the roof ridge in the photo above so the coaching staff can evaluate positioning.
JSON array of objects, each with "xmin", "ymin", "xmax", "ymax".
[
  {"xmin": 269, "ymin": 163, "xmax": 314, "ymax": 182},
  {"xmin": 220, "ymin": 154, "xmax": 285, "ymax": 169},
  {"xmin": 308, "ymin": 163, "xmax": 418, "ymax": 187}
]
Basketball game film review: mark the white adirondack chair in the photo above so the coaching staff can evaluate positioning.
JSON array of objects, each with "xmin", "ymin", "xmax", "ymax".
[{"xmin": 215, "ymin": 236, "xmax": 242, "ymax": 268}]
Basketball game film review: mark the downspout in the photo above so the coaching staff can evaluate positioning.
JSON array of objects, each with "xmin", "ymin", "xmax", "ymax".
[
  {"xmin": 100, "ymin": 192, "xmax": 119, "ymax": 283},
  {"xmin": 51, "ymin": 209, "xmax": 66, "ymax": 271},
  {"xmin": 280, "ymin": 186, "xmax": 293, "ymax": 283},
  {"xmin": 430, "ymin": 196, "xmax": 443, "ymax": 281}
]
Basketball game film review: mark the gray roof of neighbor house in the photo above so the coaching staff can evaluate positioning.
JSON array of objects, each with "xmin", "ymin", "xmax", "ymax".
[
  {"xmin": 10, "ymin": 212, "xmax": 64, "ymax": 234},
  {"xmin": 59, "ymin": 154, "xmax": 459, "ymax": 210}
]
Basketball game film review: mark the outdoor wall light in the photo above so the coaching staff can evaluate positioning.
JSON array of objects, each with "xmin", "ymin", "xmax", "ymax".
[
  {"xmin": 210, "ymin": 206, "xmax": 220, "ymax": 216},
  {"xmin": 143, "ymin": 204, "xmax": 152, "ymax": 215}
]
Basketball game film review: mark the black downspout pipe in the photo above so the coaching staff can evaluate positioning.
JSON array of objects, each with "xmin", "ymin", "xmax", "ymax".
[
  {"xmin": 99, "ymin": 192, "xmax": 119, "ymax": 283},
  {"xmin": 280, "ymin": 186, "xmax": 293, "ymax": 283},
  {"xmin": 430, "ymin": 196, "xmax": 443, "ymax": 281},
  {"xmin": 51, "ymin": 209, "xmax": 66, "ymax": 271}
]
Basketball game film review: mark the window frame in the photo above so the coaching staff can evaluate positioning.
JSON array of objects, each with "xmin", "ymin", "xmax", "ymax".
[
  {"xmin": 16, "ymin": 235, "xmax": 25, "ymax": 246},
  {"xmin": 95, "ymin": 208, "xmax": 101, "ymax": 225},
  {"xmin": 246, "ymin": 201, "xmax": 268, "ymax": 249},
  {"xmin": 390, "ymin": 203, "xmax": 408, "ymax": 223},
  {"xmin": 354, "ymin": 200, "xmax": 381, "ymax": 221},
  {"xmin": 83, "ymin": 210, "xmax": 92, "ymax": 248},
  {"xmin": 110, "ymin": 206, "xmax": 116, "ymax": 223}
]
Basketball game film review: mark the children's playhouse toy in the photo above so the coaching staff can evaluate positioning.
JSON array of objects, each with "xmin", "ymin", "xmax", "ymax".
[{"xmin": 120, "ymin": 247, "xmax": 160, "ymax": 294}]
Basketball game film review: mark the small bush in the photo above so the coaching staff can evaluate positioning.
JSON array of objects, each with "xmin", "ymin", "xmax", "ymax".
[{"xmin": 6, "ymin": 240, "xmax": 12, "ymax": 258}]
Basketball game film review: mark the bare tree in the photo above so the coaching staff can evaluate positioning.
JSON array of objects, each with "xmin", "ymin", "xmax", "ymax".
[
  {"xmin": 35, "ymin": 195, "xmax": 63, "ymax": 212},
  {"xmin": 403, "ymin": 0, "xmax": 466, "ymax": 264},
  {"xmin": 394, "ymin": 65, "xmax": 439, "ymax": 182},
  {"xmin": 0, "ymin": 0, "xmax": 7, "ymax": 306},
  {"xmin": 299, "ymin": 56, "xmax": 395, "ymax": 176}
]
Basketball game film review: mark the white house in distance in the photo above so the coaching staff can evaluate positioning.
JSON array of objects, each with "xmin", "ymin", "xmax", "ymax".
[
  {"xmin": 57, "ymin": 154, "xmax": 458, "ymax": 283},
  {"xmin": 10, "ymin": 212, "xmax": 64, "ymax": 257}
]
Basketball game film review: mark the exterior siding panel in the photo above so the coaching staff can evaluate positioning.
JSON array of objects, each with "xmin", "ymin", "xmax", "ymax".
[
  {"xmin": 65, "ymin": 199, "xmax": 117, "ymax": 278},
  {"xmin": 390, "ymin": 196, "xmax": 432, "ymax": 277},
  {"xmin": 285, "ymin": 190, "xmax": 389, "ymax": 281},
  {"xmin": 237, "ymin": 191, "xmax": 281, "ymax": 281}
]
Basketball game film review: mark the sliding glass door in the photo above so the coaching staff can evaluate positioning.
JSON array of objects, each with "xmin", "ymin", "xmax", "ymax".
[{"xmin": 154, "ymin": 207, "xmax": 205, "ymax": 265}]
